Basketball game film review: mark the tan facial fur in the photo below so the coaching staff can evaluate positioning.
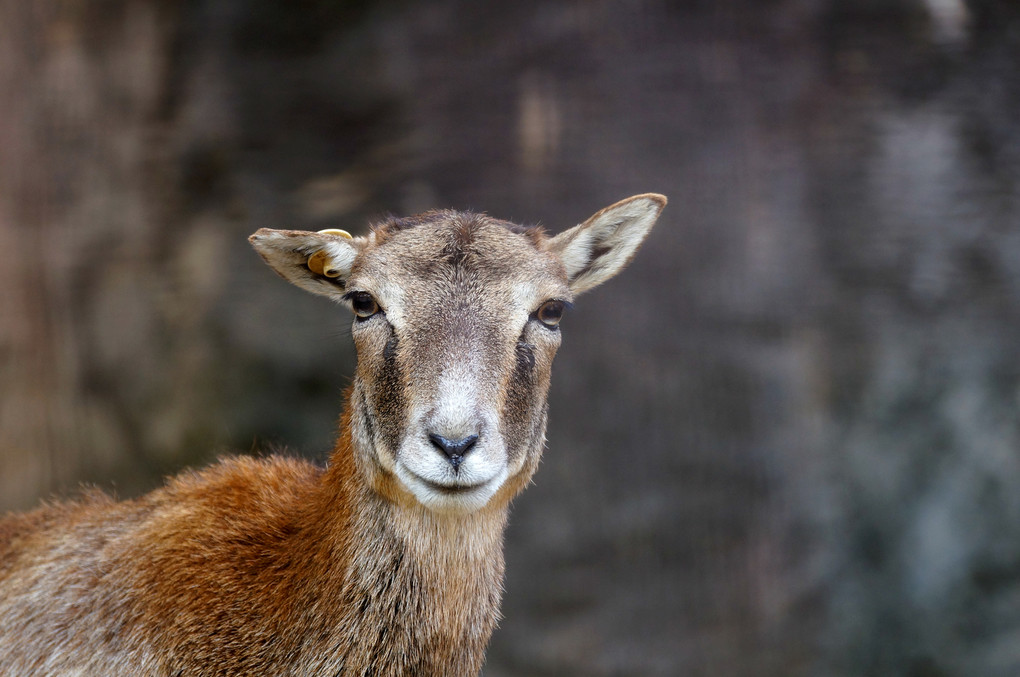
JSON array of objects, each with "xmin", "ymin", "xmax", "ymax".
[{"xmin": 347, "ymin": 214, "xmax": 568, "ymax": 512}]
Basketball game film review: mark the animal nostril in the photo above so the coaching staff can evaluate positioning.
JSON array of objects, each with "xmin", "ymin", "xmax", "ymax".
[{"xmin": 428, "ymin": 433, "xmax": 479, "ymax": 470}]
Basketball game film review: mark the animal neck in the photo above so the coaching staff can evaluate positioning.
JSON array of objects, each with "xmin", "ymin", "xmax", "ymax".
[{"xmin": 298, "ymin": 407, "xmax": 509, "ymax": 675}]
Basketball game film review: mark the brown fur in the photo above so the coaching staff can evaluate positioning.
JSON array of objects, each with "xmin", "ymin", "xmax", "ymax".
[
  {"xmin": 0, "ymin": 412, "xmax": 504, "ymax": 675},
  {"xmin": 0, "ymin": 195, "xmax": 665, "ymax": 676}
]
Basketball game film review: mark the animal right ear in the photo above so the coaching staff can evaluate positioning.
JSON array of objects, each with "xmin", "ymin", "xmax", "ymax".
[
  {"xmin": 249, "ymin": 228, "xmax": 364, "ymax": 301},
  {"xmin": 546, "ymin": 193, "xmax": 666, "ymax": 295}
]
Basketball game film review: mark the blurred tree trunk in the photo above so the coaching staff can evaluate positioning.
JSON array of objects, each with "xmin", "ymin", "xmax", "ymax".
[{"xmin": 0, "ymin": 0, "xmax": 182, "ymax": 507}]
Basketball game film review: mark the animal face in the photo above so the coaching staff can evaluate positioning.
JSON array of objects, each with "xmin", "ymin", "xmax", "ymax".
[
  {"xmin": 342, "ymin": 213, "xmax": 568, "ymax": 511},
  {"xmin": 249, "ymin": 194, "xmax": 665, "ymax": 513}
]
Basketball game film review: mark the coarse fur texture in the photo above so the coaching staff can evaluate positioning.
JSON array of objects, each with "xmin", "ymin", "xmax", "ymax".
[{"xmin": 0, "ymin": 194, "xmax": 665, "ymax": 676}]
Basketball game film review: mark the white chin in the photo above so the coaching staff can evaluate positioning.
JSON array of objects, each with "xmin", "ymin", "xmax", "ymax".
[{"xmin": 395, "ymin": 465, "xmax": 505, "ymax": 513}]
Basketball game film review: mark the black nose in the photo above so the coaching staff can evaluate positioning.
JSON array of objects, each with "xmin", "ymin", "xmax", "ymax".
[{"xmin": 428, "ymin": 433, "xmax": 479, "ymax": 470}]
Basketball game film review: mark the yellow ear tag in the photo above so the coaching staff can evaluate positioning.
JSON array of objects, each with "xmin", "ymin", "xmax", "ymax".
[
  {"xmin": 307, "ymin": 229, "xmax": 352, "ymax": 277},
  {"xmin": 316, "ymin": 228, "xmax": 352, "ymax": 239},
  {"xmin": 307, "ymin": 250, "xmax": 329, "ymax": 276}
]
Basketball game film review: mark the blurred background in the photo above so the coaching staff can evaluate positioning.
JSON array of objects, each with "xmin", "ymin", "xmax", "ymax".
[{"xmin": 2, "ymin": 0, "xmax": 1019, "ymax": 674}]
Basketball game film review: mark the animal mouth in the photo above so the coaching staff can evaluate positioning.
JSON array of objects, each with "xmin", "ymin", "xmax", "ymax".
[
  {"xmin": 394, "ymin": 461, "xmax": 505, "ymax": 510},
  {"xmin": 419, "ymin": 477, "xmax": 489, "ymax": 495}
]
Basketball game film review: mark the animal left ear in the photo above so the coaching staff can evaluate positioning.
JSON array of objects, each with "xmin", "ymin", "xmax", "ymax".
[
  {"xmin": 249, "ymin": 228, "xmax": 366, "ymax": 302},
  {"xmin": 545, "ymin": 193, "xmax": 667, "ymax": 295}
]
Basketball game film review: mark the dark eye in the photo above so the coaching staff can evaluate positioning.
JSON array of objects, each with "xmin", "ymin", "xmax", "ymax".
[
  {"xmin": 535, "ymin": 300, "xmax": 566, "ymax": 328},
  {"xmin": 349, "ymin": 292, "xmax": 380, "ymax": 319}
]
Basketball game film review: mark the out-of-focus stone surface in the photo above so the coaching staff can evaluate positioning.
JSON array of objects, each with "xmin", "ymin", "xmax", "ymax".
[{"xmin": 2, "ymin": 1, "xmax": 1019, "ymax": 675}]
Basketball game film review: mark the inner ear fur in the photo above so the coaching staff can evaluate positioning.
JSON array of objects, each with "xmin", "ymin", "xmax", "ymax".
[
  {"xmin": 546, "ymin": 193, "xmax": 667, "ymax": 295},
  {"xmin": 249, "ymin": 228, "xmax": 363, "ymax": 301}
]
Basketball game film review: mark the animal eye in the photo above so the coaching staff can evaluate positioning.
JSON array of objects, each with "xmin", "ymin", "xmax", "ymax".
[
  {"xmin": 535, "ymin": 300, "xmax": 566, "ymax": 328},
  {"xmin": 349, "ymin": 292, "xmax": 380, "ymax": 319}
]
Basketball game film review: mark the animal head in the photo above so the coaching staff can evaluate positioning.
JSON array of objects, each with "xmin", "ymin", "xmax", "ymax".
[{"xmin": 250, "ymin": 194, "xmax": 665, "ymax": 513}]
